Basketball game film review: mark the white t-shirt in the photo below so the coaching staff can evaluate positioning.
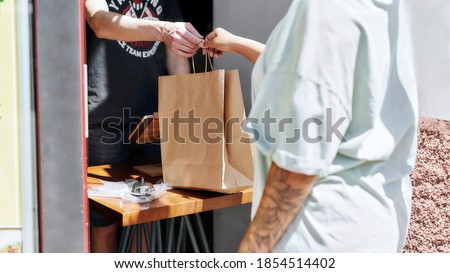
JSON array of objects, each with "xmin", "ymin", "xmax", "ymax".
[{"xmin": 249, "ymin": 0, "xmax": 418, "ymax": 252}]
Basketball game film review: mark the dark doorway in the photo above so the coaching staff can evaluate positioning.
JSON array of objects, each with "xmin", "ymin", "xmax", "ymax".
[{"xmin": 180, "ymin": 0, "xmax": 214, "ymax": 73}]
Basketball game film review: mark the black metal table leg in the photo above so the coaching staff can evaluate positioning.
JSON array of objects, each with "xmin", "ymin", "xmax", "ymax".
[{"xmin": 184, "ymin": 215, "xmax": 200, "ymax": 253}]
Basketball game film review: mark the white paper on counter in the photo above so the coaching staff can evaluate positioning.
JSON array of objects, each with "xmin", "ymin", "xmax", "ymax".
[{"xmin": 88, "ymin": 180, "xmax": 170, "ymax": 204}]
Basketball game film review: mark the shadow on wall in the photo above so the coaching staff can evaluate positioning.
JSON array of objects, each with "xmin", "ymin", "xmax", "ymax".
[{"xmin": 404, "ymin": 117, "xmax": 450, "ymax": 252}]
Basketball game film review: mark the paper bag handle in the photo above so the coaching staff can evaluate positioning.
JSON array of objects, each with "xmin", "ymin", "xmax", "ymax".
[{"xmin": 191, "ymin": 53, "xmax": 214, "ymax": 74}]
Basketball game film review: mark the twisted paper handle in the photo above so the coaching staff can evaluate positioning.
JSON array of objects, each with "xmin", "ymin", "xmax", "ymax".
[{"xmin": 191, "ymin": 53, "xmax": 214, "ymax": 73}]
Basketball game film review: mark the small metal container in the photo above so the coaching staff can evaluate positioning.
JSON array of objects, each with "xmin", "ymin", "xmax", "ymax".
[{"xmin": 130, "ymin": 177, "xmax": 155, "ymax": 197}]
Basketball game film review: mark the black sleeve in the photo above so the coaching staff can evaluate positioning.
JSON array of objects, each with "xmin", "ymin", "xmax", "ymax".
[{"xmin": 163, "ymin": 0, "xmax": 184, "ymax": 21}]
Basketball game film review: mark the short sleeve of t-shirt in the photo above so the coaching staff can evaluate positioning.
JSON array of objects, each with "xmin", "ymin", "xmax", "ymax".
[
  {"xmin": 250, "ymin": 72, "xmax": 350, "ymax": 178},
  {"xmin": 249, "ymin": 0, "xmax": 360, "ymax": 177}
]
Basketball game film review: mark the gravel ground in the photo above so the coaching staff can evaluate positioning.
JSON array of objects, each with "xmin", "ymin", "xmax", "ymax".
[{"xmin": 403, "ymin": 117, "xmax": 450, "ymax": 252}]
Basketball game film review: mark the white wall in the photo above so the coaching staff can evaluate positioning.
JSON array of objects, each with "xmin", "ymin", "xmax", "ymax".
[
  {"xmin": 212, "ymin": 0, "xmax": 292, "ymax": 253},
  {"xmin": 407, "ymin": 0, "xmax": 450, "ymax": 121}
]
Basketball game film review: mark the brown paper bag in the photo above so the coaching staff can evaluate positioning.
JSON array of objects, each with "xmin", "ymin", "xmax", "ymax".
[{"xmin": 158, "ymin": 69, "xmax": 253, "ymax": 193}]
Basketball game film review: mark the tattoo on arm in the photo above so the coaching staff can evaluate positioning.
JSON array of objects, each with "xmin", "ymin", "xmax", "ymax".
[{"xmin": 239, "ymin": 163, "xmax": 316, "ymax": 252}]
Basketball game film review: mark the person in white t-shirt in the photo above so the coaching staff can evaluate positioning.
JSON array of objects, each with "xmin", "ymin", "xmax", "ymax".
[{"xmin": 203, "ymin": 0, "xmax": 418, "ymax": 252}]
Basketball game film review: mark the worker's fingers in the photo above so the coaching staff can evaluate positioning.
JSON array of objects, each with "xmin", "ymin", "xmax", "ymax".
[
  {"xmin": 185, "ymin": 22, "xmax": 204, "ymax": 40},
  {"xmin": 171, "ymin": 41, "xmax": 197, "ymax": 54}
]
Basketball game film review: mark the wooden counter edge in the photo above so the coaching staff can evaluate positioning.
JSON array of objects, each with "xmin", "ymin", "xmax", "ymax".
[{"xmin": 89, "ymin": 188, "xmax": 253, "ymax": 227}]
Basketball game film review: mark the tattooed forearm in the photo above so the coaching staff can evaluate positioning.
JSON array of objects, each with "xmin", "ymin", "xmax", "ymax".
[{"xmin": 238, "ymin": 162, "xmax": 317, "ymax": 252}]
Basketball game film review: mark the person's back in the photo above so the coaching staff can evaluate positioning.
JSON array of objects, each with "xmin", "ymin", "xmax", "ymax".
[{"xmin": 249, "ymin": 0, "xmax": 418, "ymax": 252}]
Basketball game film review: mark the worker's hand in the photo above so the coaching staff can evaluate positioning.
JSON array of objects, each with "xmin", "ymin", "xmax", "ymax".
[
  {"xmin": 162, "ymin": 22, "xmax": 204, "ymax": 58},
  {"xmin": 202, "ymin": 28, "xmax": 236, "ymax": 58}
]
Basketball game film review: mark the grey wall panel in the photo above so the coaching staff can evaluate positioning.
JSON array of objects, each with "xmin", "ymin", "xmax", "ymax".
[
  {"xmin": 212, "ymin": 0, "xmax": 292, "ymax": 253},
  {"xmin": 35, "ymin": 1, "xmax": 86, "ymax": 252},
  {"xmin": 212, "ymin": 0, "xmax": 291, "ymax": 115}
]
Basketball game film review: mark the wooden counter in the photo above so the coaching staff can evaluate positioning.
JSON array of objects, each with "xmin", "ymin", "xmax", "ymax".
[{"xmin": 87, "ymin": 164, "xmax": 253, "ymax": 227}]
